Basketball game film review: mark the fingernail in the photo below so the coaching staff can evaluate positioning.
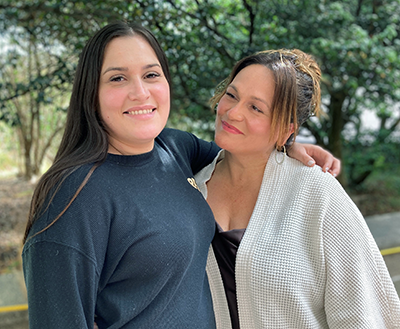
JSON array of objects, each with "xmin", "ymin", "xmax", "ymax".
[
  {"xmin": 325, "ymin": 167, "xmax": 329, "ymax": 172},
  {"xmin": 333, "ymin": 173, "xmax": 337, "ymax": 177},
  {"xmin": 307, "ymin": 160, "xmax": 315, "ymax": 166}
]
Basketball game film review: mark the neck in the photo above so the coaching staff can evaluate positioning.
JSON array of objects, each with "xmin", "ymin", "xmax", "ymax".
[
  {"xmin": 107, "ymin": 140, "xmax": 155, "ymax": 156},
  {"xmin": 215, "ymin": 150, "xmax": 270, "ymax": 187},
  {"xmin": 108, "ymin": 143, "xmax": 125, "ymax": 155}
]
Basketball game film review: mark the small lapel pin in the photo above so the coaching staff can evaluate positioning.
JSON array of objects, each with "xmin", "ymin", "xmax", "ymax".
[{"xmin": 187, "ymin": 178, "xmax": 200, "ymax": 192}]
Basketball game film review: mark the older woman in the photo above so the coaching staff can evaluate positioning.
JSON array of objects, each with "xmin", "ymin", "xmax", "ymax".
[{"xmin": 196, "ymin": 49, "xmax": 400, "ymax": 328}]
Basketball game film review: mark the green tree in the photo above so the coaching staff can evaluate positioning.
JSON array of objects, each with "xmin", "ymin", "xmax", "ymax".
[
  {"xmin": 0, "ymin": 27, "xmax": 69, "ymax": 179},
  {"xmin": 1, "ymin": 0, "xmax": 399, "ymax": 185}
]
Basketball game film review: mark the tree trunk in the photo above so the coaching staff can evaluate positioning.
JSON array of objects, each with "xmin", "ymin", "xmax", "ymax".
[
  {"xmin": 329, "ymin": 91, "xmax": 347, "ymax": 186},
  {"xmin": 23, "ymin": 139, "xmax": 32, "ymax": 180}
]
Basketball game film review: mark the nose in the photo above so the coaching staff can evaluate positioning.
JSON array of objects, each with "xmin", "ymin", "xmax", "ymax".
[
  {"xmin": 226, "ymin": 104, "xmax": 244, "ymax": 121},
  {"xmin": 128, "ymin": 79, "xmax": 150, "ymax": 101}
]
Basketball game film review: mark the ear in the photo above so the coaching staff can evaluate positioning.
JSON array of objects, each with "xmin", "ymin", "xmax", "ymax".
[
  {"xmin": 277, "ymin": 123, "xmax": 295, "ymax": 147},
  {"xmin": 288, "ymin": 123, "xmax": 295, "ymax": 135}
]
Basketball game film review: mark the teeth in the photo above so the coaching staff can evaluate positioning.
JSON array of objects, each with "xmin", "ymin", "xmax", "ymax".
[{"xmin": 126, "ymin": 109, "xmax": 153, "ymax": 115}]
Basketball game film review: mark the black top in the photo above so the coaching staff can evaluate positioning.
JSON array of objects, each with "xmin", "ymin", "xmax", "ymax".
[
  {"xmin": 23, "ymin": 129, "xmax": 220, "ymax": 329},
  {"xmin": 212, "ymin": 222, "xmax": 246, "ymax": 329}
]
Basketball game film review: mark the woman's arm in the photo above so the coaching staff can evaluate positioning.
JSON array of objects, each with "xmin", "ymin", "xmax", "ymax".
[
  {"xmin": 23, "ymin": 241, "xmax": 98, "ymax": 328},
  {"xmin": 322, "ymin": 180, "xmax": 400, "ymax": 327},
  {"xmin": 165, "ymin": 129, "xmax": 341, "ymax": 176},
  {"xmin": 288, "ymin": 142, "xmax": 341, "ymax": 177},
  {"xmin": 22, "ymin": 167, "xmax": 105, "ymax": 329}
]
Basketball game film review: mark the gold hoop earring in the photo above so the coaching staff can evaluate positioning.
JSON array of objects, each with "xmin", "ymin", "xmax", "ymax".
[{"xmin": 275, "ymin": 145, "xmax": 286, "ymax": 165}]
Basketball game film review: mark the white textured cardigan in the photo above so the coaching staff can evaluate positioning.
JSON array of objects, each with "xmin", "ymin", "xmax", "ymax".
[{"xmin": 195, "ymin": 150, "xmax": 400, "ymax": 328}]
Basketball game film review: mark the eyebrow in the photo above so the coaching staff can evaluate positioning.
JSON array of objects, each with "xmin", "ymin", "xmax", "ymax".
[
  {"xmin": 102, "ymin": 63, "xmax": 161, "ymax": 75},
  {"xmin": 229, "ymin": 84, "xmax": 270, "ymax": 107}
]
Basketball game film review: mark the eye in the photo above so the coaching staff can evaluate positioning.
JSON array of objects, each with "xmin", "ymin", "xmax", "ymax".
[
  {"xmin": 145, "ymin": 72, "xmax": 161, "ymax": 79},
  {"xmin": 225, "ymin": 91, "xmax": 236, "ymax": 99},
  {"xmin": 109, "ymin": 75, "xmax": 125, "ymax": 82},
  {"xmin": 252, "ymin": 105, "xmax": 263, "ymax": 113}
]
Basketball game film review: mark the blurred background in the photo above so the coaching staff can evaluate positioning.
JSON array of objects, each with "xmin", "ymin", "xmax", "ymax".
[{"xmin": 0, "ymin": 0, "xmax": 399, "ymax": 327}]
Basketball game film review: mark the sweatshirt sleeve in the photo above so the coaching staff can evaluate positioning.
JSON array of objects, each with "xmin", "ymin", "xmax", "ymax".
[
  {"xmin": 186, "ymin": 134, "xmax": 220, "ymax": 175},
  {"xmin": 157, "ymin": 128, "xmax": 220, "ymax": 174},
  {"xmin": 322, "ymin": 181, "xmax": 400, "ymax": 328},
  {"xmin": 22, "ymin": 241, "xmax": 99, "ymax": 329}
]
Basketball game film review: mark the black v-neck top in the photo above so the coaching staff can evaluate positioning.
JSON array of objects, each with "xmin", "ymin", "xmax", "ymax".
[{"xmin": 211, "ymin": 222, "xmax": 246, "ymax": 329}]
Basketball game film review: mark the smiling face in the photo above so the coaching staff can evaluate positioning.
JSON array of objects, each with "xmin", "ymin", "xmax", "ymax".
[
  {"xmin": 215, "ymin": 64, "xmax": 281, "ymax": 158},
  {"xmin": 98, "ymin": 35, "xmax": 170, "ymax": 155}
]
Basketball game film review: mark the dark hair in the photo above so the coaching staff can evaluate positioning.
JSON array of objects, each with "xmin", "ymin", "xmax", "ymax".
[
  {"xmin": 24, "ymin": 21, "xmax": 171, "ymax": 243},
  {"xmin": 210, "ymin": 49, "xmax": 321, "ymax": 149}
]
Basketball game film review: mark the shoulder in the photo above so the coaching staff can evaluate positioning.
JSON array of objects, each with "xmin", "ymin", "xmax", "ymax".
[
  {"xmin": 157, "ymin": 128, "xmax": 196, "ymax": 145},
  {"xmin": 284, "ymin": 155, "xmax": 364, "ymax": 224},
  {"xmin": 281, "ymin": 154, "xmax": 342, "ymax": 191},
  {"xmin": 266, "ymin": 152, "xmax": 357, "ymax": 212},
  {"xmin": 262, "ymin": 153, "xmax": 366, "ymax": 248},
  {"xmin": 156, "ymin": 128, "xmax": 199, "ymax": 156},
  {"xmin": 158, "ymin": 128, "xmax": 220, "ymax": 174},
  {"xmin": 25, "ymin": 163, "xmax": 113, "ymax": 248},
  {"xmin": 157, "ymin": 128, "xmax": 217, "ymax": 152}
]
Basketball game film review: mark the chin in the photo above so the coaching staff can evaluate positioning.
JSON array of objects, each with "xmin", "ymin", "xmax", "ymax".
[
  {"xmin": 214, "ymin": 135, "xmax": 232, "ymax": 151},
  {"xmin": 143, "ymin": 120, "xmax": 166, "ymax": 137},
  {"xmin": 136, "ymin": 130, "xmax": 162, "ymax": 142}
]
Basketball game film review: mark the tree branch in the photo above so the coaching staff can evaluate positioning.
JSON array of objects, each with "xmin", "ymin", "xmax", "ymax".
[
  {"xmin": 163, "ymin": 0, "xmax": 231, "ymax": 43},
  {"xmin": 355, "ymin": 0, "xmax": 364, "ymax": 17},
  {"xmin": 241, "ymin": 0, "xmax": 256, "ymax": 47}
]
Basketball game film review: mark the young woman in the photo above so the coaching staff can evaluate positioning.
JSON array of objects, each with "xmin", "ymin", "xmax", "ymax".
[
  {"xmin": 22, "ymin": 22, "xmax": 339, "ymax": 328},
  {"xmin": 196, "ymin": 49, "xmax": 400, "ymax": 328}
]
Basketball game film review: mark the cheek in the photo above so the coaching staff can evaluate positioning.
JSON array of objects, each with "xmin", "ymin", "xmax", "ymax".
[
  {"xmin": 99, "ymin": 88, "xmax": 126, "ymax": 116},
  {"xmin": 107, "ymin": 89, "xmax": 127, "ymax": 105},
  {"xmin": 214, "ymin": 105, "xmax": 224, "ymax": 130},
  {"xmin": 154, "ymin": 84, "xmax": 170, "ymax": 108},
  {"xmin": 216, "ymin": 97, "xmax": 229, "ymax": 115},
  {"xmin": 251, "ymin": 119, "xmax": 273, "ymax": 139}
]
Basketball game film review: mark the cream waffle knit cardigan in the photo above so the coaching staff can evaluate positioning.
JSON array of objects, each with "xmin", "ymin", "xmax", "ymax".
[{"xmin": 195, "ymin": 150, "xmax": 400, "ymax": 328}]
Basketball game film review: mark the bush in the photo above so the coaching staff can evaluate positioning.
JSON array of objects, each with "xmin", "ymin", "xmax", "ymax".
[{"xmin": 348, "ymin": 169, "xmax": 400, "ymax": 216}]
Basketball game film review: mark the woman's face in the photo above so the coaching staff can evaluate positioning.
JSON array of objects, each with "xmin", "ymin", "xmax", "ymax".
[
  {"xmin": 98, "ymin": 35, "xmax": 170, "ymax": 155},
  {"xmin": 214, "ymin": 64, "xmax": 278, "ymax": 157}
]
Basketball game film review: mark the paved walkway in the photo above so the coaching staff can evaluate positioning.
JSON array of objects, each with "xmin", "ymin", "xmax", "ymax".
[
  {"xmin": 0, "ymin": 271, "xmax": 28, "ymax": 329},
  {"xmin": 365, "ymin": 211, "xmax": 400, "ymax": 294},
  {"xmin": 1, "ymin": 212, "xmax": 400, "ymax": 328}
]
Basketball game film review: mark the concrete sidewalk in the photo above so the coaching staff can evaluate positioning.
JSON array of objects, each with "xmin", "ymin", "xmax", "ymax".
[
  {"xmin": 365, "ymin": 211, "xmax": 400, "ymax": 294},
  {"xmin": 0, "ymin": 271, "xmax": 28, "ymax": 329},
  {"xmin": 1, "ymin": 212, "xmax": 400, "ymax": 329}
]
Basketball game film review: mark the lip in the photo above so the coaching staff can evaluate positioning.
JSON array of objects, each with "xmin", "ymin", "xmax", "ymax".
[
  {"xmin": 221, "ymin": 120, "xmax": 243, "ymax": 135},
  {"xmin": 124, "ymin": 105, "xmax": 156, "ymax": 118}
]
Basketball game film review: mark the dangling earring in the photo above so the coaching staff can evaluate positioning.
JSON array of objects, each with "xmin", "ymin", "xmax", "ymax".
[{"xmin": 275, "ymin": 145, "xmax": 286, "ymax": 165}]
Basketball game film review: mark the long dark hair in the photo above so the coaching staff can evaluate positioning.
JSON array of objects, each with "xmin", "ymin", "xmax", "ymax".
[{"xmin": 24, "ymin": 21, "xmax": 171, "ymax": 243}]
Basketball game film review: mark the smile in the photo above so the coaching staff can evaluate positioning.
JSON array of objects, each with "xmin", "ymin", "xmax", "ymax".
[
  {"xmin": 221, "ymin": 120, "xmax": 244, "ymax": 135},
  {"xmin": 125, "ymin": 108, "xmax": 155, "ymax": 115}
]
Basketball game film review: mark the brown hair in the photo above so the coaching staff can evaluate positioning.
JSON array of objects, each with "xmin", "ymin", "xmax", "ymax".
[{"xmin": 210, "ymin": 49, "xmax": 321, "ymax": 149}]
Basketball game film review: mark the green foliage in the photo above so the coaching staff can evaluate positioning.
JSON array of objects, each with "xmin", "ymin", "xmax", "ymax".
[
  {"xmin": 343, "ymin": 129, "xmax": 400, "ymax": 187},
  {"xmin": 0, "ymin": 24, "xmax": 69, "ymax": 178},
  {"xmin": 349, "ymin": 167, "xmax": 400, "ymax": 216},
  {"xmin": 0, "ymin": 122, "xmax": 19, "ymax": 176},
  {"xmin": 0, "ymin": 0, "xmax": 399, "ymax": 186}
]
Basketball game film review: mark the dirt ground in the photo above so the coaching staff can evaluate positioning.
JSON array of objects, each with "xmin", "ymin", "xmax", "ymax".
[{"xmin": 0, "ymin": 178, "xmax": 35, "ymax": 273}]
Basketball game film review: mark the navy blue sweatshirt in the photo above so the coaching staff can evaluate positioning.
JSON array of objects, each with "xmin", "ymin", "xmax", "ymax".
[{"xmin": 23, "ymin": 128, "xmax": 220, "ymax": 328}]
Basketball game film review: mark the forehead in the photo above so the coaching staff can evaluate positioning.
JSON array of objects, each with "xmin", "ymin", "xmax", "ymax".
[
  {"xmin": 234, "ymin": 64, "xmax": 273, "ymax": 82},
  {"xmin": 102, "ymin": 35, "xmax": 159, "ymax": 66},
  {"xmin": 232, "ymin": 64, "xmax": 275, "ymax": 97}
]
